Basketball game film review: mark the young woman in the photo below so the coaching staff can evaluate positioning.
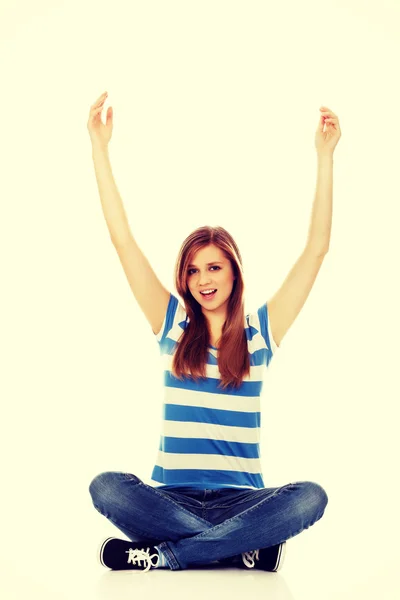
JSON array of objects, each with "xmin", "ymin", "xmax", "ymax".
[{"xmin": 87, "ymin": 92, "xmax": 341, "ymax": 573}]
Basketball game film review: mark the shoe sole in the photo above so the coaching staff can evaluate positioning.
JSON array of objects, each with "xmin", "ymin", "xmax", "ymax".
[
  {"xmin": 274, "ymin": 541, "xmax": 286, "ymax": 571},
  {"xmin": 98, "ymin": 536, "xmax": 116, "ymax": 569}
]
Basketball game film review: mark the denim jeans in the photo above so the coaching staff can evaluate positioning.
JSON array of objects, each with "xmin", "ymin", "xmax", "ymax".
[{"xmin": 89, "ymin": 471, "xmax": 328, "ymax": 571}]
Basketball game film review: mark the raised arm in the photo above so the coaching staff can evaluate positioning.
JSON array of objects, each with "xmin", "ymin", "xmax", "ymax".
[{"xmin": 88, "ymin": 93, "xmax": 170, "ymax": 335}]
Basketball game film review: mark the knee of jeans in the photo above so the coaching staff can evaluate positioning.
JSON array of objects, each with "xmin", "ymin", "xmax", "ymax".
[
  {"xmin": 88, "ymin": 471, "xmax": 122, "ymax": 504},
  {"xmin": 88, "ymin": 471, "xmax": 107, "ymax": 503},
  {"xmin": 88, "ymin": 470, "xmax": 141, "ymax": 505},
  {"xmin": 307, "ymin": 481, "xmax": 328, "ymax": 515}
]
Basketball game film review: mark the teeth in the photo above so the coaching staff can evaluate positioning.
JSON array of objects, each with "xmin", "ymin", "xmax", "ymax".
[{"xmin": 201, "ymin": 289, "xmax": 216, "ymax": 295}]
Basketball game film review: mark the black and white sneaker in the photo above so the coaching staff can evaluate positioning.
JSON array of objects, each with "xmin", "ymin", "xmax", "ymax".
[
  {"xmin": 98, "ymin": 537, "xmax": 161, "ymax": 572},
  {"xmin": 241, "ymin": 541, "xmax": 287, "ymax": 571}
]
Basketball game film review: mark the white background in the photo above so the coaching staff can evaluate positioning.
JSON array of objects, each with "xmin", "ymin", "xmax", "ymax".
[{"xmin": 1, "ymin": 1, "xmax": 399, "ymax": 598}]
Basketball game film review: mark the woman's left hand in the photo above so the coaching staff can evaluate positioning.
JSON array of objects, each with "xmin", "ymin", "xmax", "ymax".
[{"xmin": 315, "ymin": 106, "xmax": 341, "ymax": 156}]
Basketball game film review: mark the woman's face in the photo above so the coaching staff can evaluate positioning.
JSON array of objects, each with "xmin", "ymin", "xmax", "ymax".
[{"xmin": 186, "ymin": 244, "xmax": 236, "ymax": 314}]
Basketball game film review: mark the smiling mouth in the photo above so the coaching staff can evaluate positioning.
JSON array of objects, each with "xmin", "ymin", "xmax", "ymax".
[{"xmin": 200, "ymin": 289, "xmax": 217, "ymax": 298}]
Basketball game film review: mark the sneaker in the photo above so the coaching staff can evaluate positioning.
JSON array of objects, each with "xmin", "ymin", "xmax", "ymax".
[
  {"xmin": 98, "ymin": 537, "xmax": 161, "ymax": 572},
  {"xmin": 241, "ymin": 541, "xmax": 286, "ymax": 571}
]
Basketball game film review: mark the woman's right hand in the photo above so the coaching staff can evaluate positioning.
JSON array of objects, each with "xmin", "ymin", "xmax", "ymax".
[{"xmin": 87, "ymin": 91, "xmax": 113, "ymax": 149}]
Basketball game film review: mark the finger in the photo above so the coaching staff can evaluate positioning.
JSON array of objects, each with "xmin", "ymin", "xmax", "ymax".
[
  {"xmin": 91, "ymin": 92, "xmax": 108, "ymax": 109},
  {"xmin": 89, "ymin": 104, "xmax": 104, "ymax": 121},
  {"xmin": 320, "ymin": 111, "xmax": 337, "ymax": 118},
  {"xmin": 319, "ymin": 106, "xmax": 337, "ymax": 117},
  {"xmin": 324, "ymin": 118, "xmax": 341, "ymax": 132},
  {"xmin": 93, "ymin": 98, "xmax": 107, "ymax": 111},
  {"xmin": 321, "ymin": 116, "xmax": 339, "ymax": 125},
  {"xmin": 97, "ymin": 91, "xmax": 107, "ymax": 101},
  {"xmin": 96, "ymin": 92, "xmax": 108, "ymax": 105},
  {"xmin": 90, "ymin": 102, "xmax": 106, "ymax": 117}
]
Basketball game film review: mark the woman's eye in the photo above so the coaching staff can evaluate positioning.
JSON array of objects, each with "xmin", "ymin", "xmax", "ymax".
[{"xmin": 188, "ymin": 266, "xmax": 220, "ymax": 275}]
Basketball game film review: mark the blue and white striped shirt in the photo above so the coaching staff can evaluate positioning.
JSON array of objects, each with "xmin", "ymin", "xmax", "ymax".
[{"xmin": 150, "ymin": 292, "xmax": 279, "ymax": 490}]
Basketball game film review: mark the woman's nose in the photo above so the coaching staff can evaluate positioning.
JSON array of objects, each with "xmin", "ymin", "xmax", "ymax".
[{"xmin": 199, "ymin": 276, "xmax": 212, "ymax": 284}]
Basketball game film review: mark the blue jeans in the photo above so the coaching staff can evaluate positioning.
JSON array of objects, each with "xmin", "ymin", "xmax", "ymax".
[{"xmin": 89, "ymin": 471, "xmax": 328, "ymax": 571}]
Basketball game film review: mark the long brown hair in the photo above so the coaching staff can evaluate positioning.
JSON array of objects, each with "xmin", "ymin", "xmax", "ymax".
[{"xmin": 171, "ymin": 225, "xmax": 250, "ymax": 390}]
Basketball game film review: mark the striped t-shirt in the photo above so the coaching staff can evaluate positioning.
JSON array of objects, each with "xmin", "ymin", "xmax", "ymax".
[{"xmin": 150, "ymin": 292, "xmax": 279, "ymax": 490}]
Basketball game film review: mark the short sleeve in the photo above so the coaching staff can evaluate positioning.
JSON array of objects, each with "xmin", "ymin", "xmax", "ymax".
[
  {"xmin": 257, "ymin": 301, "xmax": 280, "ymax": 355},
  {"xmin": 154, "ymin": 293, "xmax": 188, "ymax": 350}
]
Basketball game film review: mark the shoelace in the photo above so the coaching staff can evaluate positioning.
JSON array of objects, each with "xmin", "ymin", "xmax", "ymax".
[
  {"xmin": 125, "ymin": 547, "xmax": 160, "ymax": 573},
  {"xmin": 242, "ymin": 549, "xmax": 260, "ymax": 568}
]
